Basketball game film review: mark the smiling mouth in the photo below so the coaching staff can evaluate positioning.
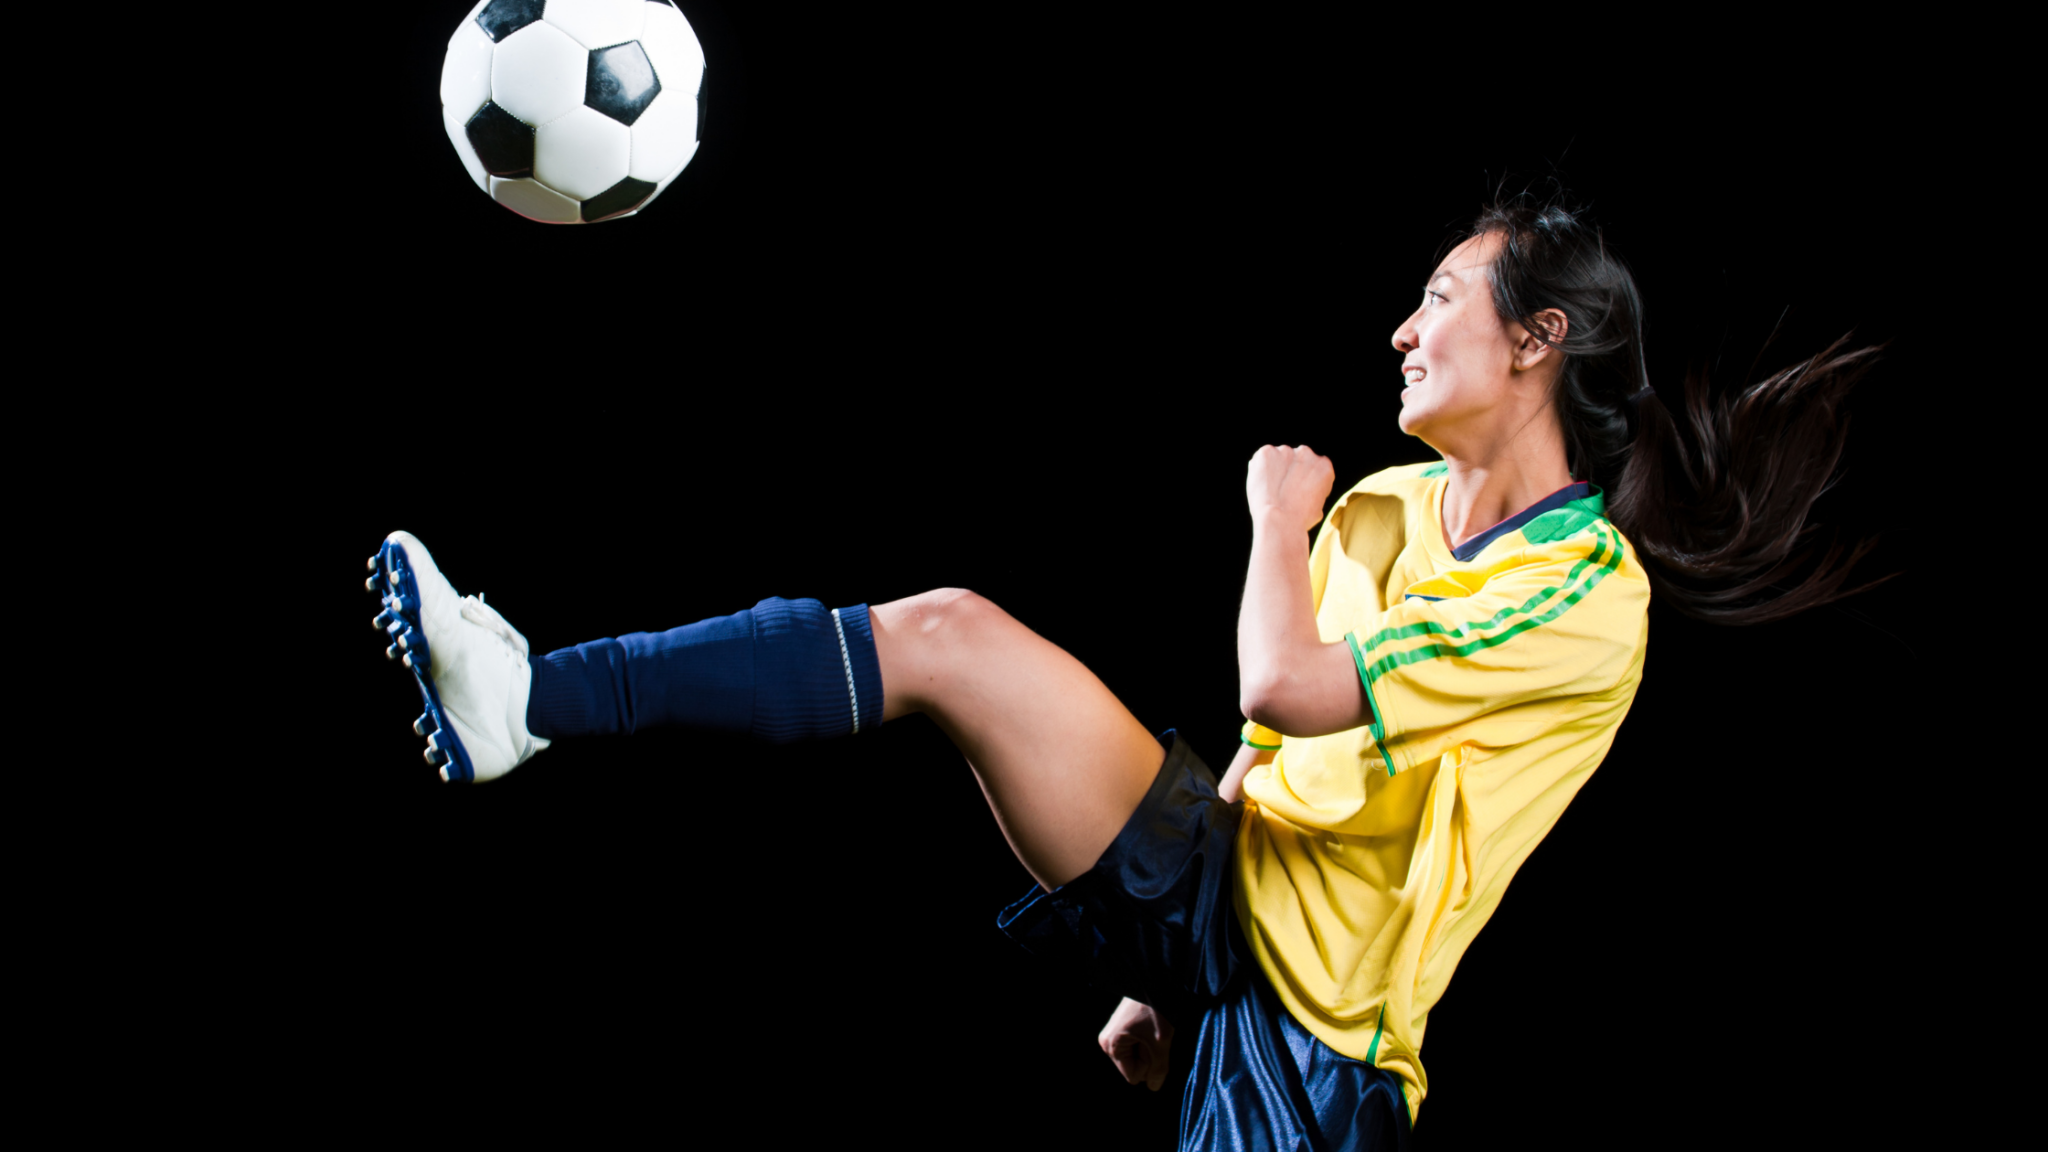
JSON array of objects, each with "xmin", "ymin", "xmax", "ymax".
[{"xmin": 1403, "ymin": 368, "xmax": 1425, "ymax": 387}]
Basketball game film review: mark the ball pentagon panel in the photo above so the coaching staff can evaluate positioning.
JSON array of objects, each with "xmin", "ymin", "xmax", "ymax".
[
  {"xmin": 475, "ymin": 0, "xmax": 546, "ymax": 43},
  {"xmin": 586, "ymin": 41, "xmax": 661, "ymax": 126},
  {"xmin": 465, "ymin": 102, "xmax": 536, "ymax": 179},
  {"xmin": 451, "ymin": 0, "xmax": 493, "ymax": 41},
  {"xmin": 538, "ymin": 0, "xmax": 646, "ymax": 52},
  {"xmin": 443, "ymin": 107, "xmax": 490, "ymax": 193},
  {"xmin": 582, "ymin": 176, "xmax": 658, "ymax": 223}
]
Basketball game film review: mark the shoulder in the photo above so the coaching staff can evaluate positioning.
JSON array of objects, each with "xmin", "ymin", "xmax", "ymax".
[
  {"xmin": 1506, "ymin": 509, "xmax": 1651, "ymax": 615},
  {"xmin": 1328, "ymin": 460, "xmax": 1441, "ymax": 523},
  {"xmin": 1499, "ymin": 487, "xmax": 1639, "ymax": 575},
  {"xmin": 1344, "ymin": 459, "xmax": 1444, "ymax": 499}
]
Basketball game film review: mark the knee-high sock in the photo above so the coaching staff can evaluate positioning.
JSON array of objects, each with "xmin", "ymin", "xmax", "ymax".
[{"xmin": 525, "ymin": 598, "xmax": 884, "ymax": 743}]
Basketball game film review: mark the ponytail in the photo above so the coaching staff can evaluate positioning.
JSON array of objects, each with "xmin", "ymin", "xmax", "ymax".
[{"xmin": 1467, "ymin": 196, "xmax": 1888, "ymax": 625}]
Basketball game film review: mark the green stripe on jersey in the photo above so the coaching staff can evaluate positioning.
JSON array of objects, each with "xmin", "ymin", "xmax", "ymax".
[
  {"xmin": 1356, "ymin": 522, "xmax": 1624, "ymax": 708},
  {"xmin": 1339, "ymin": 520, "xmax": 1622, "ymax": 774},
  {"xmin": 1365, "ymin": 1003, "xmax": 1388, "ymax": 1062},
  {"xmin": 1358, "ymin": 522, "xmax": 1620, "ymax": 657},
  {"xmin": 1345, "ymin": 632, "xmax": 1399, "ymax": 776}
]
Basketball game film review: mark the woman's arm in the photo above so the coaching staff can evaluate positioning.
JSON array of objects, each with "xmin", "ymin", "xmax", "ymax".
[
  {"xmin": 1237, "ymin": 446, "xmax": 1373, "ymax": 738},
  {"xmin": 1217, "ymin": 741, "xmax": 1274, "ymax": 804}
]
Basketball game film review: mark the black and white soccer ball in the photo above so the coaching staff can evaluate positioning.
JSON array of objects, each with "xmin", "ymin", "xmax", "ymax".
[{"xmin": 441, "ymin": 0, "xmax": 705, "ymax": 224}]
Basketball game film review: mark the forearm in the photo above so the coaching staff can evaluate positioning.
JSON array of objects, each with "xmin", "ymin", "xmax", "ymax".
[
  {"xmin": 1240, "ymin": 512, "xmax": 1317, "ymax": 657},
  {"xmin": 1237, "ymin": 512, "xmax": 1372, "ymax": 736}
]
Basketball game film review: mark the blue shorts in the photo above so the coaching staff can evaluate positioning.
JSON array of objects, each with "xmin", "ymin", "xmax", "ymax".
[{"xmin": 998, "ymin": 731, "xmax": 1412, "ymax": 1152}]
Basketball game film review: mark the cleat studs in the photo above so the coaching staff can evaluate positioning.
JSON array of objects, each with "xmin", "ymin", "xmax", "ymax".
[
  {"xmin": 401, "ymin": 651, "xmax": 413, "ymax": 669},
  {"xmin": 385, "ymin": 644, "xmax": 399, "ymax": 661},
  {"xmin": 366, "ymin": 556, "xmax": 378, "ymax": 573},
  {"xmin": 438, "ymin": 765, "xmax": 452, "ymax": 783},
  {"xmin": 365, "ymin": 575, "xmax": 379, "ymax": 593},
  {"xmin": 388, "ymin": 569, "xmax": 402, "ymax": 586},
  {"xmin": 396, "ymin": 631, "xmax": 410, "ymax": 651},
  {"xmin": 373, "ymin": 609, "xmax": 395, "ymax": 631},
  {"xmin": 413, "ymin": 713, "xmax": 434, "ymax": 737}
]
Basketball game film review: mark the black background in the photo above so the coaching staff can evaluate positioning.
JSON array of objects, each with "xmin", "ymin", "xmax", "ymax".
[{"xmin": 212, "ymin": 3, "xmax": 1974, "ymax": 1146}]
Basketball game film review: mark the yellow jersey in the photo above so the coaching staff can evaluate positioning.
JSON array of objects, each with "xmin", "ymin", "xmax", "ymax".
[{"xmin": 1235, "ymin": 460, "xmax": 1650, "ymax": 1124}]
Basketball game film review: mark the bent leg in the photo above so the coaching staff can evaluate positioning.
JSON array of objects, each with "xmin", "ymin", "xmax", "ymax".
[
  {"xmin": 517, "ymin": 583, "xmax": 1162, "ymax": 889},
  {"xmin": 873, "ymin": 589, "xmax": 1165, "ymax": 891}
]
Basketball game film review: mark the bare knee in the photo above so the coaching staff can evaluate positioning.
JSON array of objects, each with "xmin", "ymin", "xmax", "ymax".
[
  {"xmin": 887, "ymin": 587, "xmax": 1010, "ymax": 645},
  {"xmin": 872, "ymin": 588, "xmax": 1019, "ymax": 714}
]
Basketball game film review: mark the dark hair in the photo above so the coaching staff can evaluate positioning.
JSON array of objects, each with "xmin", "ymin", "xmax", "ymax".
[{"xmin": 1463, "ymin": 195, "xmax": 1886, "ymax": 625}]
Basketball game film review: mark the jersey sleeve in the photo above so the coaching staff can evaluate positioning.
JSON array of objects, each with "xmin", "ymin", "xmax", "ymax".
[{"xmin": 1343, "ymin": 521, "xmax": 1645, "ymax": 776}]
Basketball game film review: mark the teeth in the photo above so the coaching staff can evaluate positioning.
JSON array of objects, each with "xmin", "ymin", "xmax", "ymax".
[{"xmin": 1404, "ymin": 369, "xmax": 1425, "ymax": 385}]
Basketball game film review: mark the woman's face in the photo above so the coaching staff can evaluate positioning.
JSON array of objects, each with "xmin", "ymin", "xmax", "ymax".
[{"xmin": 1389, "ymin": 232, "xmax": 1549, "ymax": 451}]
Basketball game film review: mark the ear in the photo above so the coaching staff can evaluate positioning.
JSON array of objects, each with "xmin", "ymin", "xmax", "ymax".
[{"xmin": 1513, "ymin": 309, "xmax": 1568, "ymax": 372}]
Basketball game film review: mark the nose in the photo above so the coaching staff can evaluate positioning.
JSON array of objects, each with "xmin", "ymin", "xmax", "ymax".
[{"xmin": 1391, "ymin": 308, "xmax": 1419, "ymax": 355}]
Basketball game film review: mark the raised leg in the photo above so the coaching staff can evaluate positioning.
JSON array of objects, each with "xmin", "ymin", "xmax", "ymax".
[
  {"xmin": 872, "ymin": 589, "xmax": 1165, "ymax": 891},
  {"xmin": 366, "ymin": 533, "xmax": 1166, "ymax": 886}
]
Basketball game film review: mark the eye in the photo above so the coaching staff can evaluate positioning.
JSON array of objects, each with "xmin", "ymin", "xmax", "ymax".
[{"xmin": 1422, "ymin": 289, "xmax": 1446, "ymax": 307}]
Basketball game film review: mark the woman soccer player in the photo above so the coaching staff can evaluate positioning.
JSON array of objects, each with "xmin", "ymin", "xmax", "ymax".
[{"xmin": 364, "ymin": 197, "xmax": 1880, "ymax": 1149}]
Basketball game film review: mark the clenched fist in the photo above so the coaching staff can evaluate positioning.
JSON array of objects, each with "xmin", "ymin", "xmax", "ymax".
[
  {"xmin": 1246, "ymin": 445, "xmax": 1335, "ymax": 532},
  {"xmin": 1098, "ymin": 997, "xmax": 1176, "ymax": 1091}
]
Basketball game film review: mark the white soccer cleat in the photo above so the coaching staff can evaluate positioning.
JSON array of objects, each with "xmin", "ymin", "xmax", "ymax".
[{"xmin": 366, "ymin": 531, "xmax": 550, "ymax": 783}]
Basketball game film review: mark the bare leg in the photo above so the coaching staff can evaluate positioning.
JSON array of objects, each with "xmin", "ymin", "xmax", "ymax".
[{"xmin": 872, "ymin": 589, "xmax": 1166, "ymax": 891}]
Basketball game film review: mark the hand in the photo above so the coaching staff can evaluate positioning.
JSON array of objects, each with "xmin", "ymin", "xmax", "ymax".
[
  {"xmin": 1246, "ymin": 445, "xmax": 1335, "ymax": 533},
  {"xmin": 1098, "ymin": 997, "xmax": 1175, "ymax": 1091}
]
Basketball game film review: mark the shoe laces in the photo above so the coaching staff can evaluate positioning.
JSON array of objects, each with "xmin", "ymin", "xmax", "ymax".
[{"xmin": 459, "ymin": 593, "xmax": 531, "ymax": 658}]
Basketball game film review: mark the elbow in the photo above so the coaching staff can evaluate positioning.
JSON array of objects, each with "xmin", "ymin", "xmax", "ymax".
[
  {"xmin": 1239, "ymin": 674, "xmax": 1290, "ymax": 731},
  {"xmin": 1241, "ymin": 643, "xmax": 1370, "ymax": 738}
]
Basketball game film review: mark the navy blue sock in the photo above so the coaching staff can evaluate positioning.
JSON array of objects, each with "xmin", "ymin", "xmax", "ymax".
[{"xmin": 525, "ymin": 598, "xmax": 884, "ymax": 743}]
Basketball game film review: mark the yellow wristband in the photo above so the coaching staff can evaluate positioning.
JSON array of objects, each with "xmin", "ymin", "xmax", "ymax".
[{"xmin": 1240, "ymin": 721, "xmax": 1284, "ymax": 751}]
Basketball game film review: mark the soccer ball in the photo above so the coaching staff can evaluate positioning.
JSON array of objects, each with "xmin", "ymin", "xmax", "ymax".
[{"xmin": 440, "ymin": 0, "xmax": 705, "ymax": 224}]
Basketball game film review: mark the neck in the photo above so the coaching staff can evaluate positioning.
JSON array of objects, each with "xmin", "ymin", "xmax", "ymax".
[{"xmin": 1435, "ymin": 430, "xmax": 1575, "ymax": 552}]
